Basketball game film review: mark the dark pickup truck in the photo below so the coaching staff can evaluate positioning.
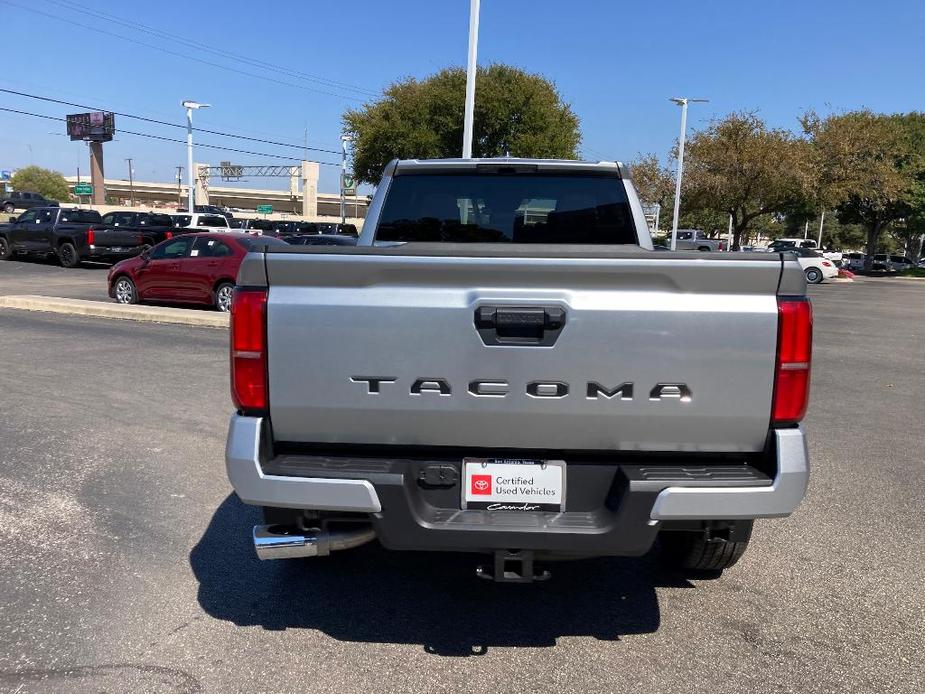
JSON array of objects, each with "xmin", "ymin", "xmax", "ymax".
[
  {"xmin": 1, "ymin": 191, "xmax": 59, "ymax": 213},
  {"xmin": 0, "ymin": 207, "xmax": 147, "ymax": 267},
  {"xmin": 99, "ymin": 210, "xmax": 177, "ymax": 247}
]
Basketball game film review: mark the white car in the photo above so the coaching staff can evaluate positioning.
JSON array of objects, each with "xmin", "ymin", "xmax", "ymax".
[
  {"xmin": 889, "ymin": 255, "xmax": 914, "ymax": 272},
  {"xmin": 770, "ymin": 238, "xmax": 842, "ymax": 265},
  {"xmin": 791, "ymin": 247, "xmax": 839, "ymax": 284},
  {"xmin": 169, "ymin": 213, "xmax": 231, "ymax": 233}
]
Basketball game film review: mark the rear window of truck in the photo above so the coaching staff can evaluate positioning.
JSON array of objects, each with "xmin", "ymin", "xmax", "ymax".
[
  {"xmin": 198, "ymin": 215, "xmax": 228, "ymax": 227},
  {"xmin": 60, "ymin": 210, "xmax": 102, "ymax": 223},
  {"xmin": 376, "ymin": 173, "xmax": 636, "ymax": 244}
]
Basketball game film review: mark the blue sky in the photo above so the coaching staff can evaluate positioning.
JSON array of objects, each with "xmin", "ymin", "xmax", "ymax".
[{"xmin": 1, "ymin": 0, "xmax": 922, "ymax": 193}]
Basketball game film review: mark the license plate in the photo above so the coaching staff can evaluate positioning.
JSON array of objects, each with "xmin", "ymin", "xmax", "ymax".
[
  {"xmin": 109, "ymin": 247, "xmax": 127, "ymax": 252},
  {"xmin": 462, "ymin": 458, "xmax": 565, "ymax": 512}
]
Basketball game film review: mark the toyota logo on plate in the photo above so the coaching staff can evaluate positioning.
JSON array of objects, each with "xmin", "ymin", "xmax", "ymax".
[{"xmin": 471, "ymin": 474, "xmax": 492, "ymax": 495}]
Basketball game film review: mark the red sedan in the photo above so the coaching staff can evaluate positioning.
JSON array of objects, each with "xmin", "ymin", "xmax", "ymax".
[{"xmin": 107, "ymin": 232, "xmax": 289, "ymax": 311}]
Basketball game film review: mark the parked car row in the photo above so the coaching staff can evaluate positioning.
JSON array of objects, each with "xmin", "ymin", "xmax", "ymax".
[
  {"xmin": 227, "ymin": 218, "xmax": 358, "ymax": 238},
  {"xmin": 842, "ymin": 252, "xmax": 918, "ymax": 273},
  {"xmin": 0, "ymin": 207, "xmax": 146, "ymax": 267},
  {"xmin": 0, "ymin": 206, "xmax": 358, "ymax": 270}
]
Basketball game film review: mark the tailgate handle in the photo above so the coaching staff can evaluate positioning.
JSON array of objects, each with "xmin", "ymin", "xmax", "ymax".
[{"xmin": 474, "ymin": 306, "xmax": 566, "ymax": 346}]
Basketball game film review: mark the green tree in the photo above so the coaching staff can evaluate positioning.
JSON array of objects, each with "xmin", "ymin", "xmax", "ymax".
[
  {"xmin": 628, "ymin": 153, "xmax": 674, "ymax": 232},
  {"xmin": 801, "ymin": 111, "xmax": 922, "ymax": 260},
  {"xmin": 344, "ymin": 64, "xmax": 581, "ymax": 184},
  {"xmin": 682, "ymin": 112, "xmax": 812, "ymax": 250},
  {"xmin": 9, "ymin": 165, "xmax": 71, "ymax": 202}
]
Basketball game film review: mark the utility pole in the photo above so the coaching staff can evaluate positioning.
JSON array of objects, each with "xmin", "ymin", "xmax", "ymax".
[
  {"xmin": 340, "ymin": 135, "xmax": 351, "ymax": 224},
  {"xmin": 817, "ymin": 210, "xmax": 825, "ymax": 248},
  {"xmin": 182, "ymin": 100, "xmax": 210, "ymax": 211},
  {"xmin": 126, "ymin": 158, "xmax": 135, "ymax": 207},
  {"xmin": 668, "ymin": 97, "xmax": 708, "ymax": 250},
  {"xmin": 176, "ymin": 166, "xmax": 183, "ymax": 208},
  {"xmin": 462, "ymin": 0, "xmax": 480, "ymax": 158}
]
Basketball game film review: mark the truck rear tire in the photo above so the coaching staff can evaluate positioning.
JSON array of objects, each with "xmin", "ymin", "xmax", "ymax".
[
  {"xmin": 58, "ymin": 242, "xmax": 81, "ymax": 268},
  {"xmin": 659, "ymin": 521, "xmax": 752, "ymax": 572}
]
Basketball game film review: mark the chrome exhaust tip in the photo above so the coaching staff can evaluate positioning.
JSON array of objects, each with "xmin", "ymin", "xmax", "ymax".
[
  {"xmin": 253, "ymin": 525, "xmax": 324, "ymax": 560},
  {"xmin": 253, "ymin": 524, "xmax": 375, "ymax": 560}
]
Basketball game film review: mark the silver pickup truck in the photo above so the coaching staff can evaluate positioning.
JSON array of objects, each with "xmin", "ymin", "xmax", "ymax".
[{"xmin": 225, "ymin": 158, "xmax": 812, "ymax": 582}]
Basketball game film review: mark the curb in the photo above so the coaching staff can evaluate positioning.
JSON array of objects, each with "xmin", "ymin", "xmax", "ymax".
[{"xmin": 0, "ymin": 295, "xmax": 229, "ymax": 328}]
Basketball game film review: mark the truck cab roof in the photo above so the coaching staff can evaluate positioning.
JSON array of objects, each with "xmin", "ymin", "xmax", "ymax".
[{"xmin": 388, "ymin": 157, "xmax": 628, "ymax": 177}]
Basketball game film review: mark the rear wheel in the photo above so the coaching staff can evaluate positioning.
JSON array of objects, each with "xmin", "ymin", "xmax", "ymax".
[
  {"xmin": 659, "ymin": 521, "xmax": 753, "ymax": 572},
  {"xmin": 214, "ymin": 281, "xmax": 234, "ymax": 312},
  {"xmin": 3, "ymin": 203, "xmax": 14, "ymax": 214},
  {"xmin": 113, "ymin": 276, "xmax": 138, "ymax": 304},
  {"xmin": 0, "ymin": 236, "xmax": 12, "ymax": 260},
  {"xmin": 58, "ymin": 242, "xmax": 80, "ymax": 268},
  {"xmin": 805, "ymin": 267, "xmax": 823, "ymax": 284}
]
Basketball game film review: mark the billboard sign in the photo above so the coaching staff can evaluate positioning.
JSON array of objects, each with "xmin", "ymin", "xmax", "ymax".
[{"xmin": 66, "ymin": 112, "xmax": 115, "ymax": 142}]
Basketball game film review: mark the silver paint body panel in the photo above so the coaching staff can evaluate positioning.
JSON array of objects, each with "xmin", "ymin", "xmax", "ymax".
[{"xmin": 264, "ymin": 251, "xmax": 788, "ymax": 452}]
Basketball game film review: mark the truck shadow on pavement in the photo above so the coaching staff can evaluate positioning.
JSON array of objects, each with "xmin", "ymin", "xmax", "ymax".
[{"xmin": 191, "ymin": 495, "xmax": 692, "ymax": 656}]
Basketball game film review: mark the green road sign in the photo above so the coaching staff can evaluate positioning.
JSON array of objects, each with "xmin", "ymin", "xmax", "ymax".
[
  {"xmin": 73, "ymin": 183, "xmax": 93, "ymax": 196},
  {"xmin": 341, "ymin": 173, "xmax": 356, "ymax": 196},
  {"xmin": 256, "ymin": 204, "xmax": 273, "ymax": 214}
]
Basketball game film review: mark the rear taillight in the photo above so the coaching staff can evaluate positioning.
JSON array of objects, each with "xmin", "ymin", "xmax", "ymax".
[
  {"xmin": 821, "ymin": 260, "xmax": 832, "ymax": 267},
  {"xmin": 230, "ymin": 288, "xmax": 268, "ymax": 413},
  {"xmin": 87, "ymin": 228, "xmax": 95, "ymax": 245},
  {"xmin": 773, "ymin": 297, "xmax": 813, "ymax": 425},
  {"xmin": 166, "ymin": 231, "xmax": 173, "ymax": 240}
]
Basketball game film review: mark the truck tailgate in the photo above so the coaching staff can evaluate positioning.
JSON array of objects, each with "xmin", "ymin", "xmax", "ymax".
[
  {"xmin": 94, "ymin": 228, "xmax": 144, "ymax": 247},
  {"xmin": 263, "ymin": 247, "xmax": 785, "ymax": 453}
]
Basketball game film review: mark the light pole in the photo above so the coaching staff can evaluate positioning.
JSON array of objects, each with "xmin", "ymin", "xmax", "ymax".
[
  {"xmin": 126, "ymin": 157, "xmax": 135, "ymax": 206},
  {"xmin": 182, "ymin": 100, "xmax": 210, "ymax": 211},
  {"xmin": 462, "ymin": 0, "xmax": 480, "ymax": 158},
  {"xmin": 340, "ymin": 135, "xmax": 351, "ymax": 224},
  {"xmin": 668, "ymin": 97, "xmax": 708, "ymax": 250}
]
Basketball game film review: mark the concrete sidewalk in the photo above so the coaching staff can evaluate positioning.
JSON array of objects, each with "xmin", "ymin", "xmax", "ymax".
[{"xmin": 0, "ymin": 294, "xmax": 229, "ymax": 328}]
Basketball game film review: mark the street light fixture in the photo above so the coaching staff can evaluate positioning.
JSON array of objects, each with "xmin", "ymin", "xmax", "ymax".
[
  {"xmin": 668, "ymin": 96, "xmax": 708, "ymax": 251},
  {"xmin": 182, "ymin": 100, "xmax": 210, "ymax": 211}
]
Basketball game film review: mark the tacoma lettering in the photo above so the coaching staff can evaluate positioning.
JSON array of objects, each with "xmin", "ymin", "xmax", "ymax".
[{"xmin": 350, "ymin": 377, "xmax": 691, "ymax": 402}]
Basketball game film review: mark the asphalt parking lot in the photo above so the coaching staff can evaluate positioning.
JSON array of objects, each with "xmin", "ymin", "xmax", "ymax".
[
  {"xmin": 0, "ymin": 262, "xmax": 922, "ymax": 693},
  {"xmin": 0, "ymin": 255, "xmax": 110, "ymax": 301}
]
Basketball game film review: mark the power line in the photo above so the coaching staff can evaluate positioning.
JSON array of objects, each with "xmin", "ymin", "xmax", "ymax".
[
  {"xmin": 4, "ymin": 0, "xmax": 369, "ymax": 103},
  {"xmin": 0, "ymin": 106, "xmax": 341, "ymax": 165},
  {"xmin": 41, "ymin": 0, "xmax": 379, "ymax": 98},
  {"xmin": 0, "ymin": 88, "xmax": 341, "ymax": 155}
]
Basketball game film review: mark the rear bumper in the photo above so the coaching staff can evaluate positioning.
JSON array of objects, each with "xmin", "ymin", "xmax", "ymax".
[
  {"xmin": 85, "ymin": 246, "xmax": 144, "ymax": 261},
  {"xmin": 225, "ymin": 415, "xmax": 809, "ymax": 555}
]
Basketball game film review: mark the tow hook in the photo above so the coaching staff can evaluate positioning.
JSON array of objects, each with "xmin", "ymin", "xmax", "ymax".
[{"xmin": 476, "ymin": 549, "xmax": 551, "ymax": 583}]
